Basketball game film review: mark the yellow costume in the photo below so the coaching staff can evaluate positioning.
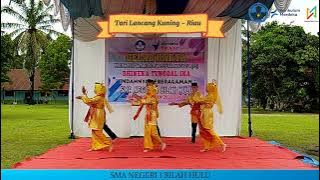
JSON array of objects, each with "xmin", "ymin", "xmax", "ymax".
[
  {"xmin": 79, "ymin": 83, "xmax": 113, "ymax": 151},
  {"xmin": 183, "ymin": 91, "xmax": 202, "ymax": 123},
  {"xmin": 174, "ymin": 90, "xmax": 202, "ymax": 143},
  {"xmin": 194, "ymin": 82, "xmax": 226, "ymax": 152},
  {"xmin": 133, "ymin": 85, "xmax": 165, "ymax": 151}
]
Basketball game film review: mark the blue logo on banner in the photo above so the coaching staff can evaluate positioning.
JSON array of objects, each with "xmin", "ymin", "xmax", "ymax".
[
  {"xmin": 249, "ymin": 3, "xmax": 269, "ymax": 22},
  {"xmin": 108, "ymin": 78, "xmax": 128, "ymax": 102}
]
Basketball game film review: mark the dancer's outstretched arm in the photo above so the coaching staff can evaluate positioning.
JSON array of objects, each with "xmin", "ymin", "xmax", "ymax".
[
  {"xmin": 104, "ymin": 99, "xmax": 114, "ymax": 113},
  {"xmin": 168, "ymin": 100, "xmax": 189, "ymax": 107},
  {"xmin": 76, "ymin": 86, "xmax": 101, "ymax": 105},
  {"xmin": 140, "ymin": 96, "xmax": 157, "ymax": 105}
]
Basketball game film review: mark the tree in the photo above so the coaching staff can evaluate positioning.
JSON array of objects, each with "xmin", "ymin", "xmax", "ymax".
[
  {"xmin": 294, "ymin": 34, "xmax": 319, "ymax": 111},
  {"xmin": 1, "ymin": 0, "xmax": 61, "ymax": 104},
  {"xmin": 1, "ymin": 35, "xmax": 15, "ymax": 83},
  {"xmin": 242, "ymin": 22, "xmax": 319, "ymax": 112},
  {"xmin": 39, "ymin": 35, "xmax": 71, "ymax": 93},
  {"xmin": 1, "ymin": 34, "xmax": 23, "ymax": 84}
]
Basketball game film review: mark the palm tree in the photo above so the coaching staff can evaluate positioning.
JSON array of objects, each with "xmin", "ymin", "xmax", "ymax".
[{"xmin": 1, "ymin": 0, "xmax": 61, "ymax": 104}]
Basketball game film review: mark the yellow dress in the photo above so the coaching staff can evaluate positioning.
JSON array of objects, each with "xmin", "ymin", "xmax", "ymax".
[
  {"xmin": 194, "ymin": 82, "xmax": 224, "ymax": 151},
  {"xmin": 133, "ymin": 85, "xmax": 163, "ymax": 150},
  {"xmin": 80, "ymin": 83, "xmax": 113, "ymax": 151}
]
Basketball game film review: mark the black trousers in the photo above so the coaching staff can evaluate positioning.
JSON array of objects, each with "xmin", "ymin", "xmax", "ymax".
[
  {"xmin": 157, "ymin": 125, "xmax": 161, "ymax": 137},
  {"xmin": 191, "ymin": 123, "xmax": 198, "ymax": 143},
  {"xmin": 103, "ymin": 124, "xmax": 118, "ymax": 140}
]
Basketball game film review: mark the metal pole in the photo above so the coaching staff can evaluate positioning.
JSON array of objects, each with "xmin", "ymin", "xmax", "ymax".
[
  {"xmin": 2, "ymin": 88, "xmax": 5, "ymax": 103},
  {"xmin": 69, "ymin": 19, "xmax": 75, "ymax": 139},
  {"xmin": 246, "ymin": 20, "xmax": 253, "ymax": 137}
]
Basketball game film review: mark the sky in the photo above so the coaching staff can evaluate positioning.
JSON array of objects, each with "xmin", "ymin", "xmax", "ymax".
[{"xmin": 1, "ymin": 0, "xmax": 319, "ymax": 36}]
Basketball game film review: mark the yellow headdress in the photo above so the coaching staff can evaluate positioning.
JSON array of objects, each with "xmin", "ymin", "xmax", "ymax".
[
  {"xmin": 146, "ymin": 84, "xmax": 157, "ymax": 96},
  {"xmin": 94, "ymin": 82, "xmax": 106, "ymax": 96},
  {"xmin": 207, "ymin": 80, "xmax": 223, "ymax": 114},
  {"xmin": 206, "ymin": 80, "xmax": 217, "ymax": 94}
]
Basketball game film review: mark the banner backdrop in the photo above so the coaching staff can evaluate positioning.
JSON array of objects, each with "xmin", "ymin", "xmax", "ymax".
[{"xmin": 107, "ymin": 38, "xmax": 207, "ymax": 103}]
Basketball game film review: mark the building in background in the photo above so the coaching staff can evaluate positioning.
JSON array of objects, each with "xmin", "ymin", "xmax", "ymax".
[{"xmin": 1, "ymin": 69, "xmax": 69, "ymax": 104}]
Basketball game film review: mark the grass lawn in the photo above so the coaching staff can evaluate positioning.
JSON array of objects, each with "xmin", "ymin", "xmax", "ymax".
[
  {"xmin": 241, "ymin": 109, "xmax": 319, "ymax": 160},
  {"xmin": 1, "ymin": 105, "xmax": 71, "ymax": 169},
  {"xmin": 1, "ymin": 105, "xmax": 319, "ymax": 169}
]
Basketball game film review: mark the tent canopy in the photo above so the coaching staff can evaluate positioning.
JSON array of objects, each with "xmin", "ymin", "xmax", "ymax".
[{"xmin": 60, "ymin": 0, "xmax": 275, "ymax": 19}]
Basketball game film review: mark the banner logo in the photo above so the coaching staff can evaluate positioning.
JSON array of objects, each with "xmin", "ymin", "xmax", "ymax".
[{"xmin": 135, "ymin": 40, "xmax": 146, "ymax": 51}]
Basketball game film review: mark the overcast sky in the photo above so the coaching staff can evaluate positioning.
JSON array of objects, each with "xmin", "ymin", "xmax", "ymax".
[{"xmin": 1, "ymin": 0, "xmax": 319, "ymax": 36}]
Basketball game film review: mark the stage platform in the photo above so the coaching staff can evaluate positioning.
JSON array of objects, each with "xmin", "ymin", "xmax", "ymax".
[{"xmin": 13, "ymin": 137, "xmax": 317, "ymax": 169}]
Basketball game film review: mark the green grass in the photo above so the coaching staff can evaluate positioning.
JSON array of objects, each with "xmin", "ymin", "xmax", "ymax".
[
  {"xmin": 1, "ymin": 105, "xmax": 319, "ymax": 169},
  {"xmin": 241, "ymin": 113, "xmax": 319, "ymax": 160},
  {"xmin": 242, "ymin": 107, "xmax": 318, "ymax": 115},
  {"xmin": 1, "ymin": 105, "xmax": 71, "ymax": 169}
]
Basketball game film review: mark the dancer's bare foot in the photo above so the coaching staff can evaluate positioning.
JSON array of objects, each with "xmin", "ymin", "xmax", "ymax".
[
  {"xmin": 161, "ymin": 143, "xmax": 166, "ymax": 151},
  {"xmin": 108, "ymin": 145, "xmax": 113, "ymax": 152},
  {"xmin": 222, "ymin": 144, "xmax": 227, "ymax": 152},
  {"xmin": 87, "ymin": 149, "xmax": 93, "ymax": 152},
  {"xmin": 143, "ymin": 149, "xmax": 149, "ymax": 152},
  {"xmin": 200, "ymin": 149, "xmax": 209, "ymax": 152}
]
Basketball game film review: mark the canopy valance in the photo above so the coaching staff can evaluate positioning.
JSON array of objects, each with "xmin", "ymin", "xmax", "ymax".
[{"xmin": 41, "ymin": 0, "xmax": 291, "ymax": 41}]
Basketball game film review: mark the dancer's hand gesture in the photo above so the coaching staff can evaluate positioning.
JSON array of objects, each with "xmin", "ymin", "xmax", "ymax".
[
  {"xmin": 168, "ymin": 102, "xmax": 177, "ymax": 106},
  {"xmin": 82, "ymin": 86, "xmax": 87, "ymax": 95},
  {"xmin": 76, "ymin": 96, "xmax": 82, "ymax": 99},
  {"xmin": 132, "ymin": 93, "xmax": 142, "ymax": 100}
]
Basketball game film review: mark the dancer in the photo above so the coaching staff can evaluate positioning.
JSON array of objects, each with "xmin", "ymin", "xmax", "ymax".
[
  {"xmin": 169, "ymin": 82, "xmax": 202, "ymax": 143},
  {"xmin": 133, "ymin": 79, "xmax": 161, "ymax": 137},
  {"xmin": 146, "ymin": 79, "xmax": 162, "ymax": 136},
  {"xmin": 193, "ymin": 80, "xmax": 227, "ymax": 152},
  {"xmin": 131, "ymin": 84, "xmax": 166, "ymax": 152},
  {"xmin": 76, "ymin": 83, "xmax": 113, "ymax": 152}
]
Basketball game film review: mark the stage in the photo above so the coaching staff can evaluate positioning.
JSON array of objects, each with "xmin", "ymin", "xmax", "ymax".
[{"xmin": 13, "ymin": 137, "xmax": 317, "ymax": 169}]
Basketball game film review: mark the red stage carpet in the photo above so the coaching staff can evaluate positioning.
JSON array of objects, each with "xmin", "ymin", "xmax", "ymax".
[{"xmin": 13, "ymin": 137, "xmax": 316, "ymax": 169}]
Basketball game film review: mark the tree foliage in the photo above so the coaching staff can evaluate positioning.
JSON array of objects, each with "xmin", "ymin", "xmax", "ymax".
[
  {"xmin": 39, "ymin": 35, "xmax": 71, "ymax": 92},
  {"xmin": 1, "ymin": 0, "xmax": 61, "ymax": 103},
  {"xmin": 243, "ymin": 22, "xmax": 319, "ymax": 112},
  {"xmin": 1, "ymin": 35, "xmax": 15, "ymax": 83}
]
